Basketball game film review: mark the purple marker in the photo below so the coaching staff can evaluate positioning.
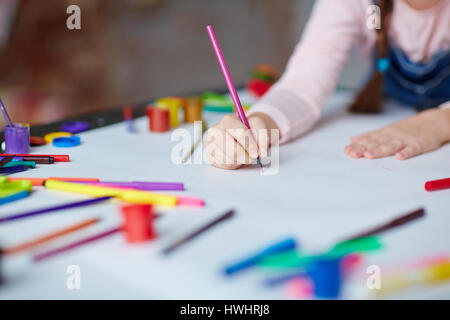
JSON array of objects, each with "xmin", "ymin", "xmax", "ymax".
[
  {"xmin": 0, "ymin": 196, "xmax": 112, "ymax": 224},
  {"xmin": 72, "ymin": 181, "xmax": 184, "ymax": 191},
  {"xmin": 33, "ymin": 226, "xmax": 122, "ymax": 262},
  {"xmin": 132, "ymin": 181, "xmax": 184, "ymax": 191},
  {"xmin": 0, "ymin": 157, "xmax": 24, "ymax": 161}
]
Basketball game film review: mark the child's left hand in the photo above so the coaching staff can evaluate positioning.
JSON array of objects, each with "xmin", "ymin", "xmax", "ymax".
[{"xmin": 344, "ymin": 108, "xmax": 450, "ymax": 160}]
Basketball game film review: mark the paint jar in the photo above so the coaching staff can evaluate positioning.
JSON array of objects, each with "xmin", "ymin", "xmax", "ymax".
[
  {"xmin": 147, "ymin": 106, "xmax": 170, "ymax": 132},
  {"xmin": 4, "ymin": 123, "xmax": 30, "ymax": 154},
  {"xmin": 183, "ymin": 97, "xmax": 203, "ymax": 123},
  {"xmin": 121, "ymin": 204, "xmax": 156, "ymax": 243},
  {"xmin": 156, "ymin": 97, "xmax": 182, "ymax": 128}
]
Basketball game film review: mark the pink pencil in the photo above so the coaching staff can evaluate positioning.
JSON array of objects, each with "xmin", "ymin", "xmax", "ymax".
[{"xmin": 206, "ymin": 25, "xmax": 264, "ymax": 172}]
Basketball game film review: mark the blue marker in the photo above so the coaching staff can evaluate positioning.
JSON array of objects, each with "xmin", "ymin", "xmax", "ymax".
[
  {"xmin": 224, "ymin": 237, "xmax": 298, "ymax": 276},
  {"xmin": 0, "ymin": 165, "xmax": 28, "ymax": 174},
  {"xmin": 264, "ymin": 270, "xmax": 306, "ymax": 287},
  {"xmin": 0, "ymin": 191, "xmax": 29, "ymax": 206}
]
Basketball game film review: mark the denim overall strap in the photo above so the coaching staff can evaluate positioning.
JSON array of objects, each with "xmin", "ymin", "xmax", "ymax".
[
  {"xmin": 382, "ymin": 47, "xmax": 450, "ymax": 110},
  {"xmin": 371, "ymin": 0, "xmax": 450, "ymax": 110}
]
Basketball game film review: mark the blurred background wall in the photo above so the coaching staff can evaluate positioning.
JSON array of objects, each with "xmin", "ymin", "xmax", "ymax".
[{"xmin": 0, "ymin": 0, "xmax": 368, "ymax": 126}]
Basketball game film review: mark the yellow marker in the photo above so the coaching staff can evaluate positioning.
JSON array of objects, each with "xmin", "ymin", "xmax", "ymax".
[
  {"xmin": 376, "ymin": 261, "xmax": 450, "ymax": 297},
  {"xmin": 156, "ymin": 97, "xmax": 182, "ymax": 128},
  {"xmin": 44, "ymin": 179, "xmax": 177, "ymax": 207},
  {"xmin": 44, "ymin": 132, "xmax": 72, "ymax": 144}
]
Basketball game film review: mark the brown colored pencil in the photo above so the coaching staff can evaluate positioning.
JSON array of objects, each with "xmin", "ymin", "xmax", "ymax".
[
  {"xmin": 344, "ymin": 208, "xmax": 425, "ymax": 242},
  {"xmin": 162, "ymin": 208, "xmax": 235, "ymax": 255}
]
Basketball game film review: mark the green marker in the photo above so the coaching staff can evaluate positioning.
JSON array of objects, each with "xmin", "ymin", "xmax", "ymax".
[
  {"xmin": 329, "ymin": 236, "xmax": 383, "ymax": 257},
  {"xmin": 258, "ymin": 236, "xmax": 383, "ymax": 270},
  {"xmin": 0, "ymin": 176, "xmax": 32, "ymax": 198}
]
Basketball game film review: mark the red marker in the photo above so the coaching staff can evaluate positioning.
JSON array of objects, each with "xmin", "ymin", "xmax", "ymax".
[
  {"xmin": 425, "ymin": 178, "xmax": 450, "ymax": 192},
  {"xmin": 0, "ymin": 153, "xmax": 69, "ymax": 162}
]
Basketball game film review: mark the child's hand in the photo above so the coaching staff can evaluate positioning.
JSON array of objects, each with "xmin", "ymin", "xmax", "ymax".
[
  {"xmin": 345, "ymin": 108, "xmax": 450, "ymax": 160},
  {"xmin": 204, "ymin": 114, "xmax": 270, "ymax": 170}
]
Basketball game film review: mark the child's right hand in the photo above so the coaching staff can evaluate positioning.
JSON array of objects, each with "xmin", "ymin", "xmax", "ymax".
[{"xmin": 203, "ymin": 114, "xmax": 270, "ymax": 170}]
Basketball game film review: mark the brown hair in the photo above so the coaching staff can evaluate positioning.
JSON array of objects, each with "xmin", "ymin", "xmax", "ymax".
[{"xmin": 348, "ymin": 0, "xmax": 394, "ymax": 113}]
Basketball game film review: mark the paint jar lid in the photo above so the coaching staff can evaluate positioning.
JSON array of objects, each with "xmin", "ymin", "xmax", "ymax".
[
  {"xmin": 52, "ymin": 136, "xmax": 81, "ymax": 148},
  {"xmin": 44, "ymin": 132, "xmax": 72, "ymax": 144},
  {"xmin": 61, "ymin": 121, "xmax": 90, "ymax": 134}
]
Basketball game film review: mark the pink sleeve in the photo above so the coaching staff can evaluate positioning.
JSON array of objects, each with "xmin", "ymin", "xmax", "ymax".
[{"xmin": 248, "ymin": 0, "xmax": 366, "ymax": 143}]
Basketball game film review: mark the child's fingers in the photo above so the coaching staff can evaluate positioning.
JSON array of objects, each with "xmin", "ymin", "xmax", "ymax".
[
  {"xmin": 223, "ymin": 130, "xmax": 254, "ymax": 164},
  {"xmin": 248, "ymin": 117, "xmax": 269, "ymax": 158},
  {"xmin": 364, "ymin": 140, "xmax": 404, "ymax": 159},
  {"xmin": 204, "ymin": 127, "xmax": 234, "ymax": 166},
  {"xmin": 206, "ymin": 148, "xmax": 242, "ymax": 170},
  {"xmin": 395, "ymin": 141, "xmax": 432, "ymax": 160},
  {"xmin": 204, "ymin": 125, "xmax": 254, "ymax": 167},
  {"xmin": 396, "ymin": 145, "xmax": 419, "ymax": 160},
  {"xmin": 344, "ymin": 144, "xmax": 366, "ymax": 158},
  {"xmin": 350, "ymin": 133, "xmax": 370, "ymax": 143},
  {"xmin": 346, "ymin": 137, "xmax": 381, "ymax": 158},
  {"xmin": 219, "ymin": 115, "xmax": 259, "ymax": 159}
]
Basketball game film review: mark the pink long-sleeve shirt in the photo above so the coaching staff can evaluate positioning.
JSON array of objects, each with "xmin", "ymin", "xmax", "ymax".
[{"xmin": 248, "ymin": 0, "xmax": 450, "ymax": 143}]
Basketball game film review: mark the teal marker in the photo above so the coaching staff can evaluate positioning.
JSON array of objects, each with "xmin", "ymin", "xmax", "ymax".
[{"xmin": 3, "ymin": 161, "xmax": 36, "ymax": 168}]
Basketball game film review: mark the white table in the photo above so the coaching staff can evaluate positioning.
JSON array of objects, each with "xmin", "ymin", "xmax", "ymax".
[{"xmin": 0, "ymin": 90, "xmax": 449, "ymax": 299}]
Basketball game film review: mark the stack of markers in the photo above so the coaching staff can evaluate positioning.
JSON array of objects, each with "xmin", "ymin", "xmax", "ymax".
[
  {"xmin": 223, "ymin": 236, "xmax": 380, "ymax": 300},
  {"xmin": 0, "ymin": 176, "xmax": 216, "ymax": 267},
  {"xmin": 0, "ymin": 153, "xmax": 69, "ymax": 176}
]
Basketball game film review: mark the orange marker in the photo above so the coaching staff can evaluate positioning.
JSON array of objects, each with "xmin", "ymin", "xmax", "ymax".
[
  {"xmin": 8, "ymin": 177, "xmax": 46, "ymax": 186},
  {"xmin": 48, "ymin": 177, "xmax": 100, "ymax": 183},
  {"xmin": 3, "ymin": 217, "xmax": 100, "ymax": 255}
]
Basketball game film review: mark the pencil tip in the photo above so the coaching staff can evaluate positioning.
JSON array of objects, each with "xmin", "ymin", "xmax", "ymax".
[{"xmin": 256, "ymin": 157, "xmax": 264, "ymax": 174}]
